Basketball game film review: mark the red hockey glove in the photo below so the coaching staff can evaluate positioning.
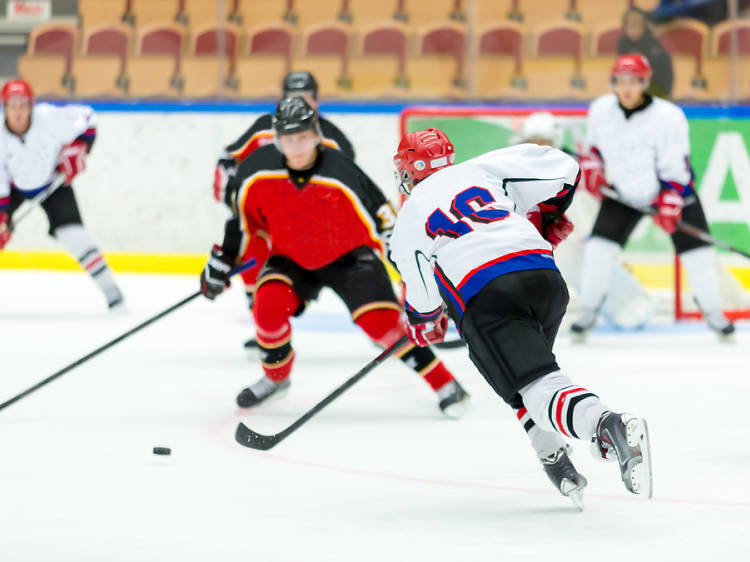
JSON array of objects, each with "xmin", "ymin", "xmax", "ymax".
[
  {"xmin": 56, "ymin": 140, "xmax": 89, "ymax": 183},
  {"xmin": 407, "ymin": 313, "xmax": 448, "ymax": 347},
  {"xmin": 0, "ymin": 212, "xmax": 11, "ymax": 250},
  {"xmin": 200, "ymin": 245, "xmax": 233, "ymax": 300},
  {"xmin": 653, "ymin": 190, "xmax": 683, "ymax": 234},
  {"xmin": 579, "ymin": 150, "xmax": 606, "ymax": 200},
  {"xmin": 526, "ymin": 205, "xmax": 574, "ymax": 249}
]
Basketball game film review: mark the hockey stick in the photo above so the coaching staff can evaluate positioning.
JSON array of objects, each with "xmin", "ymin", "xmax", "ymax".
[
  {"xmin": 10, "ymin": 174, "xmax": 67, "ymax": 231},
  {"xmin": 235, "ymin": 334, "xmax": 410, "ymax": 450},
  {"xmin": 0, "ymin": 259, "xmax": 256, "ymax": 412},
  {"xmin": 601, "ymin": 187, "xmax": 750, "ymax": 260}
]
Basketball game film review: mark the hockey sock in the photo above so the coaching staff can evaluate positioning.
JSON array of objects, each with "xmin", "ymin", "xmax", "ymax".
[
  {"xmin": 679, "ymin": 246, "xmax": 723, "ymax": 316},
  {"xmin": 579, "ymin": 236, "xmax": 621, "ymax": 314},
  {"xmin": 354, "ymin": 308, "xmax": 455, "ymax": 391},
  {"xmin": 54, "ymin": 224, "xmax": 120, "ymax": 303},
  {"xmin": 253, "ymin": 281, "xmax": 301, "ymax": 382},
  {"xmin": 516, "ymin": 406, "xmax": 568, "ymax": 459},
  {"xmin": 520, "ymin": 370, "xmax": 608, "ymax": 440}
]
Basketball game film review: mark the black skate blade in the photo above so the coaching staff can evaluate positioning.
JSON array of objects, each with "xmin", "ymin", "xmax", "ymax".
[{"xmin": 235, "ymin": 422, "xmax": 279, "ymax": 450}]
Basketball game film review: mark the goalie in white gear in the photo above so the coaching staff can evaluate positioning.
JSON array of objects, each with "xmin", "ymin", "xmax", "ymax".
[
  {"xmin": 389, "ymin": 128, "xmax": 654, "ymax": 506},
  {"xmin": 572, "ymin": 54, "xmax": 733, "ymax": 339},
  {"xmin": 521, "ymin": 111, "xmax": 656, "ymax": 330}
]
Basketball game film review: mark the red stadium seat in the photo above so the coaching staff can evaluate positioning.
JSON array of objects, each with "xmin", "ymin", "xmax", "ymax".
[
  {"xmin": 27, "ymin": 24, "xmax": 77, "ymax": 76},
  {"xmin": 656, "ymin": 18, "xmax": 708, "ymax": 74},
  {"xmin": 248, "ymin": 26, "xmax": 294, "ymax": 58},
  {"xmin": 351, "ymin": 23, "xmax": 408, "ymax": 94},
  {"xmin": 82, "ymin": 24, "xmax": 132, "ymax": 74},
  {"xmin": 711, "ymin": 20, "xmax": 750, "ymax": 57},
  {"xmin": 533, "ymin": 21, "xmax": 584, "ymax": 58},
  {"xmin": 419, "ymin": 24, "xmax": 466, "ymax": 86},
  {"xmin": 590, "ymin": 21, "xmax": 621, "ymax": 56},
  {"xmin": 130, "ymin": 24, "xmax": 186, "ymax": 96},
  {"xmin": 295, "ymin": 24, "xmax": 351, "ymax": 94},
  {"xmin": 474, "ymin": 22, "xmax": 524, "ymax": 97}
]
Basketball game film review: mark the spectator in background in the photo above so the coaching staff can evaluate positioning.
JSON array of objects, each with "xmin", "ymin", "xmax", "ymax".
[{"xmin": 617, "ymin": 7, "xmax": 673, "ymax": 98}]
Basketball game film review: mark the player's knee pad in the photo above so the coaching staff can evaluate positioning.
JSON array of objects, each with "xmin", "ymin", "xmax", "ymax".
[
  {"xmin": 353, "ymin": 306, "xmax": 405, "ymax": 348},
  {"xmin": 253, "ymin": 281, "xmax": 301, "ymax": 342}
]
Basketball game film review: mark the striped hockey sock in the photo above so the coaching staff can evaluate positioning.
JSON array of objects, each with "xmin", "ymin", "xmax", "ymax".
[
  {"xmin": 520, "ymin": 370, "xmax": 608, "ymax": 441},
  {"xmin": 54, "ymin": 224, "xmax": 121, "ymax": 305}
]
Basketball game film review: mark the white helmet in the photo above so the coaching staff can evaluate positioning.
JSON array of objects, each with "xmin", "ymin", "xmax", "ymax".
[{"xmin": 521, "ymin": 111, "xmax": 562, "ymax": 148}]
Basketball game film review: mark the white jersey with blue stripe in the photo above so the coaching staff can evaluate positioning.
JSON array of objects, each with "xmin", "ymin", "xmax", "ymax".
[
  {"xmin": 389, "ymin": 143, "xmax": 580, "ymax": 320},
  {"xmin": 0, "ymin": 103, "xmax": 96, "ymax": 198}
]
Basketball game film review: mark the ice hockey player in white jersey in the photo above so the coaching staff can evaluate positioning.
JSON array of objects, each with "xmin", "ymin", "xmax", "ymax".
[
  {"xmin": 572, "ymin": 54, "xmax": 733, "ymax": 339},
  {"xmin": 389, "ymin": 128, "xmax": 653, "ymax": 504},
  {"xmin": 0, "ymin": 79, "xmax": 123, "ymax": 309},
  {"xmin": 521, "ymin": 111, "xmax": 656, "ymax": 330}
]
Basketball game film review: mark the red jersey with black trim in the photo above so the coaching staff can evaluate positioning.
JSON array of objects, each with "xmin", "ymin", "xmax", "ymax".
[{"xmin": 225, "ymin": 145, "xmax": 395, "ymax": 270}]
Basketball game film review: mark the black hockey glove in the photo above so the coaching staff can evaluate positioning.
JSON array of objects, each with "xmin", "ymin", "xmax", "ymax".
[{"xmin": 201, "ymin": 244, "xmax": 233, "ymax": 300}]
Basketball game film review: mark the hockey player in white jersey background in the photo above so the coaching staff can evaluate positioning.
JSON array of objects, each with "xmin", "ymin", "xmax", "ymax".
[
  {"xmin": 520, "ymin": 111, "xmax": 657, "ymax": 330},
  {"xmin": 389, "ymin": 128, "xmax": 653, "ymax": 502},
  {"xmin": 0, "ymin": 79, "xmax": 123, "ymax": 310},
  {"xmin": 572, "ymin": 54, "xmax": 733, "ymax": 339}
]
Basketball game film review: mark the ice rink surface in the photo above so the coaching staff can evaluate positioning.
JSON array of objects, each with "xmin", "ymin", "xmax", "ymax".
[{"xmin": 2, "ymin": 270, "xmax": 749, "ymax": 562}]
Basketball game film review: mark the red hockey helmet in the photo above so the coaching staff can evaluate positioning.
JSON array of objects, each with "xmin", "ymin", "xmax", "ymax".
[
  {"xmin": 1, "ymin": 79, "xmax": 33, "ymax": 103},
  {"xmin": 611, "ymin": 54, "xmax": 652, "ymax": 83},
  {"xmin": 394, "ymin": 128, "xmax": 455, "ymax": 194}
]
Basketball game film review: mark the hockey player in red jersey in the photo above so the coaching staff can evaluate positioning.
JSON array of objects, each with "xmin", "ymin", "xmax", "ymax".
[
  {"xmin": 389, "ymin": 128, "xmax": 653, "ymax": 505},
  {"xmin": 213, "ymin": 71, "xmax": 355, "ymax": 349},
  {"xmin": 572, "ymin": 54, "xmax": 733, "ymax": 339},
  {"xmin": 200, "ymin": 97, "xmax": 470, "ymax": 417},
  {"xmin": 0, "ymin": 79, "xmax": 123, "ymax": 309}
]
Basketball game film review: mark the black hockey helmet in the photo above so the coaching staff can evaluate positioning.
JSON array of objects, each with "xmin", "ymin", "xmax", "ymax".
[
  {"xmin": 272, "ymin": 96, "xmax": 320, "ymax": 136},
  {"xmin": 282, "ymin": 71, "xmax": 319, "ymax": 99}
]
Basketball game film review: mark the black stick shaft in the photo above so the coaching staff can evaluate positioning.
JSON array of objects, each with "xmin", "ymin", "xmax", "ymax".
[
  {"xmin": 0, "ymin": 291, "xmax": 201, "ymax": 411},
  {"xmin": 600, "ymin": 187, "xmax": 750, "ymax": 261},
  {"xmin": 0, "ymin": 260, "xmax": 255, "ymax": 412},
  {"xmin": 235, "ymin": 335, "xmax": 410, "ymax": 450}
]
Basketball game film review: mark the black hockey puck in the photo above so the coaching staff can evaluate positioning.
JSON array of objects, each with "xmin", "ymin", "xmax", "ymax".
[{"xmin": 152, "ymin": 447, "xmax": 171, "ymax": 456}]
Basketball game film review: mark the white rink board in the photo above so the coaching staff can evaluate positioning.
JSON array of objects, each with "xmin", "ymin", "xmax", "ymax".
[
  {"xmin": 9, "ymin": 112, "xmax": 400, "ymax": 253},
  {"xmin": 1, "ymin": 270, "xmax": 749, "ymax": 562}
]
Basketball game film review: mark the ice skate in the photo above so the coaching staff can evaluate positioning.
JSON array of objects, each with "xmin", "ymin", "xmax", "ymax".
[
  {"xmin": 594, "ymin": 412, "xmax": 653, "ymax": 497},
  {"xmin": 437, "ymin": 380, "xmax": 470, "ymax": 419},
  {"xmin": 570, "ymin": 309, "xmax": 596, "ymax": 343},
  {"xmin": 236, "ymin": 376, "xmax": 290, "ymax": 408},
  {"xmin": 705, "ymin": 310, "xmax": 735, "ymax": 342},
  {"xmin": 541, "ymin": 445, "xmax": 587, "ymax": 511},
  {"xmin": 106, "ymin": 288, "xmax": 126, "ymax": 315}
]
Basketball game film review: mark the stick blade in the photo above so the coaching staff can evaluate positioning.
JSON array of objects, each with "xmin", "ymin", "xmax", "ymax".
[{"xmin": 235, "ymin": 422, "xmax": 279, "ymax": 450}]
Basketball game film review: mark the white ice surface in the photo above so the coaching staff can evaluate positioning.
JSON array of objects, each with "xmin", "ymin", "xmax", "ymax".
[{"xmin": 1, "ymin": 271, "xmax": 749, "ymax": 562}]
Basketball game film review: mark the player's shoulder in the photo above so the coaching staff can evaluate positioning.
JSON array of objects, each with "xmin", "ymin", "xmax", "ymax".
[
  {"xmin": 650, "ymin": 96, "xmax": 686, "ymax": 121},
  {"xmin": 588, "ymin": 93, "xmax": 618, "ymax": 116},
  {"xmin": 237, "ymin": 144, "xmax": 284, "ymax": 177},
  {"xmin": 317, "ymin": 145, "xmax": 362, "ymax": 177},
  {"xmin": 249, "ymin": 113, "xmax": 273, "ymax": 131}
]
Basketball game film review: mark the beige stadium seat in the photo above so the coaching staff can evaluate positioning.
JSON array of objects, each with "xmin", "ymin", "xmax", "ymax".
[
  {"xmin": 518, "ymin": 0, "xmax": 570, "ymax": 28},
  {"xmin": 78, "ymin": 0, "xmax": 126, "ymax": 28},
  {"xmin": 522, "ymin": 57, "xmax": 578, "ymax": 99},
  {"xmin": 182, "ymin": 0, "xmax": 233, "ymax": 27},
  {"xmin": 130, "ymin": 0, "xmax": 180, "ymax": 27},
  {"xmin": 18, "ymin": 55, "xmax": 69, "ymax": 96},
  {"xmin": 181, "ymin": 56, "xmax": 231, "ymax": 97},
  {"xmin": 72, "ymin": 56, "xmax": 123, "ymax": 96},
  {"xmin": 576, "ymin": 56, "xmax": 614, "ymax": 99},
  {"xmin": 468, "ymin": 1, "xmax": 516, "ymax": 27},
  {"xmin": 235, "ymin": 55, "xmax": 287, "ymax": 97},
  {"xmin": 670, "ymin": 54, "xmax": 709, "ymax": 100},
  {"xmin": 405, "ymin": 54, "xmax": 462, "ymax": 98},
  {"xmin": 127, "ymin": 55, "xmax": 180, "ymax": 97},
  {"xmin": 406, "ymin": 0, "xmax": 463, "ymax": 27},
  {"xmin": 473, "ymin": 56, "xmax": 517, "ymax": 98},
  {"xmin": 573, "ymin": 0, "xmax": 629, "ymax": 25},
  {"xmin": 285, "ymin": 0, "xmax": 342, "ymax": 27},
  {"xmin": 703, "ymin": 57, "xmax": 750, "ymax": 101},
  {"xmin": 235, "ymin": 0, "xmax": 285, "ymax": 28},
  {"xmin": 347, "ymin": 1, "xmax": 397, "ymax": 30},
  {"xmin": 289, "ymin": 55, "xmax": 346, "ymax": 96},
  {"xmin": 348, "ymin": 55, "xmax": 403, "ymax": 97}
]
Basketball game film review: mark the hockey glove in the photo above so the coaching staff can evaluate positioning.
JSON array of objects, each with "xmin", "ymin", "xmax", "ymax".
[
  {"xmin": 0, "ymin": 212, "xmax": 11, "ymax": 250},
  {"xmin": 56, "ymin": 140, "xmax": 89, "ymax": 183},
  {"xmin": 213, "ymin": 159, "xmax": 236, "ymax": 204},
  {"xmin": 653, "ymin": 190, "xmax": 683, "ymax": 234},
  {"xmin": 407, "ymin": 313, "xmax": 449, "ymax": 347},
  {"xmin": 579, "ymin": 150, "xmax": 606, "ymax": 200},
  {"xmin": 200, "ymin": 244, "xmax": 233, "ymax": 300},
  {"xmin": 526, "ymin": 205, "xmax": 574, "ymax": 249}
]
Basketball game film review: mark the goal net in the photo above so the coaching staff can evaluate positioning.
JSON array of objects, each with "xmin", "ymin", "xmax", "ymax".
[{"xmin": 399, "ymin": 106, "xmax": 750, "ymax": 323}]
